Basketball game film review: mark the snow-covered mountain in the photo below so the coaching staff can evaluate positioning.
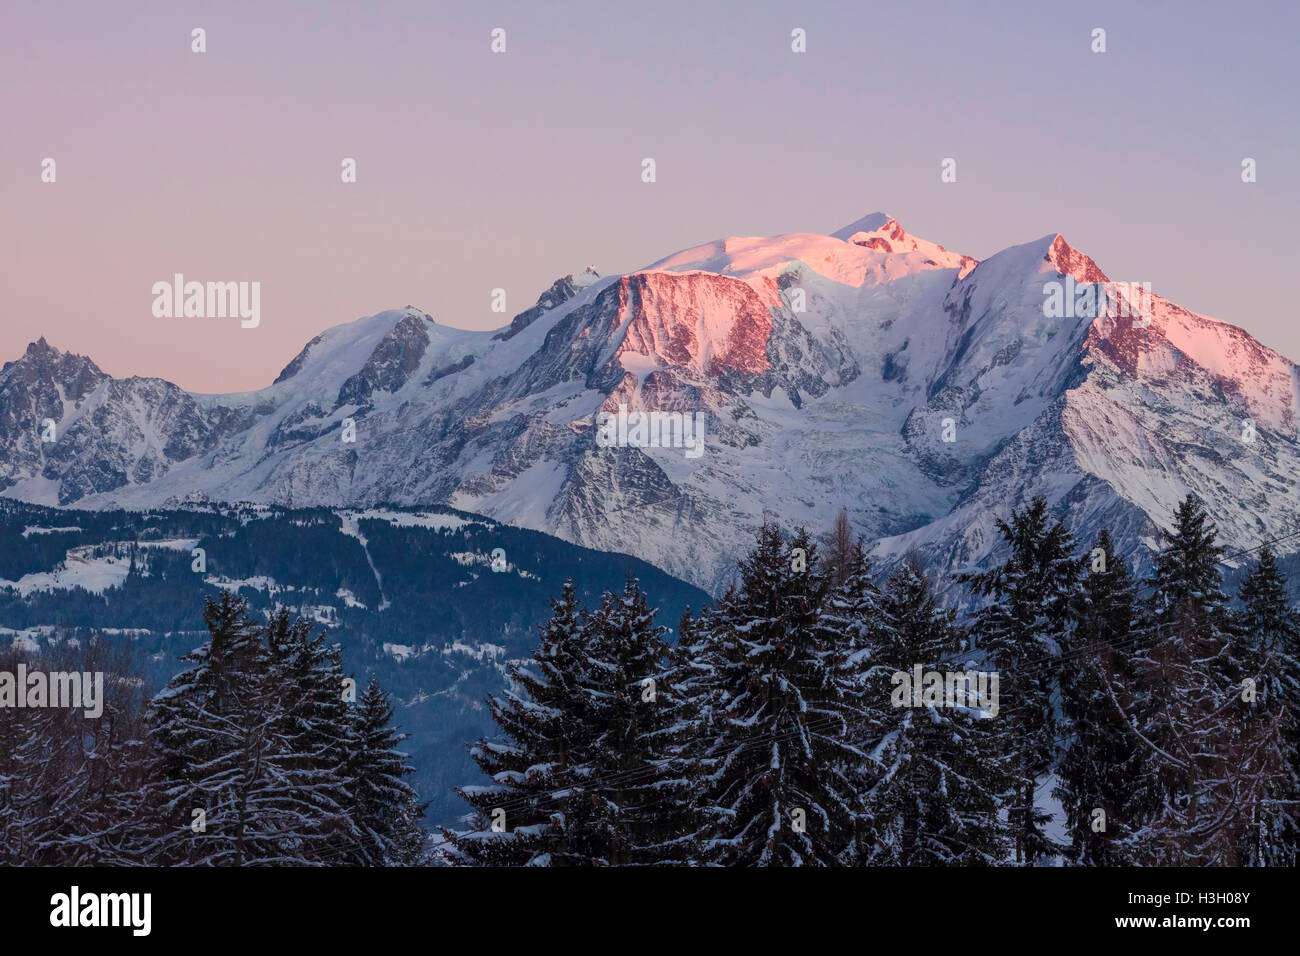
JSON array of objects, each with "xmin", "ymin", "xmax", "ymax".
[
  {"xmin": 0, "ymin": 496, "xmax": 706, "ymax": 822},
  {"xmin": 3, "ymin": 214, "xmax": 1297, "ymax": 593}
]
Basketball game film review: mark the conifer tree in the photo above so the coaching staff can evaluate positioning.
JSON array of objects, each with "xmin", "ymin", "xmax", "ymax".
[
  {"xmin": 1235, "ymin": 546, "xmax": 1300, "ymax": 866},
  {"xmin": 349, "ymin": 679, "xmax": 428, "ymax": 865},
  {"xmin": 148, "ymin": 592, "xmax": 334, "ymax": 865},
  {"xmin": 683, "ymin": 525, "xmax": 868, "ymax": 865},
  {"xmin": 578, "ymin": 576, "xmax": 695, "ymax": 864},
  {"xmin": 148, "ymin": 592, "xmax": 268, "ymax": 864},
  {"xmin": 812, "ymin": 538, "xmax": 892, "ymax": 859},
  {"xmin": 859, "ymin": 559, "xmax": 1007, "ymax": 865},
  {"xmin": 445, "ymin": 580, "xmax": 600, "ymax": 865},
  {"xmin": 817, "ymin": 538, "xmax": 888, "ymax": 668},
  {"xmin": 1055, "ymin": 529, "xmax": 1149, "ymax": 865},
  {"xmin": 264, "ymin": 608, "xmax": 363, "ymax": 864},
  {"xmin": 962, "ymin": 497, "xmax": 1076, "ymax": 863},
  {"xmin": 1122, "ymin": 495, "xmax": 1270, "ymax": 865},
  {"xmin": 0, "ymin": 591, "xmax": 428, "ymax": 867}
]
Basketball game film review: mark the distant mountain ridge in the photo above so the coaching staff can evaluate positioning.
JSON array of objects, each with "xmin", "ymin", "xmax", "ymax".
[
  {"xmin": 3, "ymin": 213, "xmax": 1298, "ymax": 594},
  {"xmin": 0, "ymin": 496, "xmax": 707, "ymax": 822}
]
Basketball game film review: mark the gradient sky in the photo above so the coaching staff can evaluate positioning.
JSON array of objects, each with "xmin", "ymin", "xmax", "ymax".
[{"xmin": 3, "ymin": 0, "xmax": 1297, "ymax": 393}]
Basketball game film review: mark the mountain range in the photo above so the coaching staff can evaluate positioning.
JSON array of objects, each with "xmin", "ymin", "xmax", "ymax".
[
  {"xmin": 0, "ymin": 496, "xmax": 705, "ymax": 821},
  {"xmin": 4, "ymin": 212, "xmax": 1298, "ymax": 594}
]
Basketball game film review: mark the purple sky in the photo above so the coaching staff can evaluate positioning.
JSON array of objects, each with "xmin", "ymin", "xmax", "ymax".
[{"xmin": 3, "ymin": 0, "xmax": 1297, "ymax": 393}]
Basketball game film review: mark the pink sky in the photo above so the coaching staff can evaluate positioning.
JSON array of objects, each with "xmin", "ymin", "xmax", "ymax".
[{"xmin": 3, "ymin": 0, "xmax": 1296, "ymax": 393}]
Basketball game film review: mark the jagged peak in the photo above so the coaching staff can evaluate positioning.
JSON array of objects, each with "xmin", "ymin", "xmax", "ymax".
[
  {"xmin": 831, "ymin": 212, "xmax": 894, "ymax": 241},
  {"xmin": 272, "ymin": 308, "xmax": 433, "ymax": 387},
  {"xmin": 25, "ymin": 336, "xmax": 59, "ymax": 358},
  {"xmin": 958, "ymin": 232, "xmax": 1108, "ymax": 289},
  {"xmin": 1045, "ymin": 234, "xmax": 1108, "ymax": 284},
  {"xmin": 1, "ymin": 337, "xmax": 105, "ymax": 396},
  {"xmin": 493, "ymin": 269, "xmax": 601, "ymax": 342},
  {"xmin": 12, "ymin": 337, "xmax": 104, "ymax": 372},
  {"xmin": 400, "ymin": 305, "xmax": 436, "ymax": 324},
  {"xmin": 827, "ymin": 213, "xmax": 977, "ymax": 276},
  {"xmin": 539, "ymin": 268, "xmax": 601, "ymax": 306},
  {"xmin": 572, "ymin": 265, "xmax": 601, "ymax": 289}
]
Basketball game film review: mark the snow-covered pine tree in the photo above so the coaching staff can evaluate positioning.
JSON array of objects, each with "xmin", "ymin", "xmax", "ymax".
[
  {"xmin": 1235, "ymin": 546, "xmax": 1300, "ymax": 866},
  {"xmin": 858, "ymin": 558, "xmax": 1007, "ymax": 865},
  {"xmin": 0, "ymin": 595, "xmax": 430, "ymax": 867},
  {"xmin": 656, "ymin": 600, "xmax": 719, "ymax": 863},
  {"xmin": 1055, "ymin": 529, "xmax": 1149, "ymax": 865},
  {"xmin": 1122, "ymin": 494, "xmax": 1270, "ymax": 865},
  {"xmin": 576, "ymin": 575, "xmax": 695, "ymax": 864},
  {"xmin": 817, "ymin": 538, "xmax": 888, "ymax": 666},
  {"xmin": 349, "ymin": 679, "xmax": 428, "ymax": 865},
  {"xmin": 148, "ymin": 591, "xmax": 315, "ymax": 865},
  {"xmin": 444, "ymin": 579, "xmax": 600, "ymax": 865},
  {"xmin": 811, "ymin": 538, "xmax": 893, "ymax": 860},
  {"xmin": 961, "ymin": 497, "xmax": 1076, "ymax": 864},
  {"xmin": 685, "ymin": 524, "xmax": 867, "ymax": 865},
  {"xmin": 264, "ymin": 607, "xmax": 365, "ymax": 864}
]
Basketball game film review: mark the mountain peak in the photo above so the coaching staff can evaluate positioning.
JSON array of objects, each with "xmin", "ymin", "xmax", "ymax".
[
  {"xmin": 4, "ymin": 212, "xmax": 1295, "ymax": 611},
  {"xmin": 829, "ymin": 213, "xmax": 977, "ymax": 277},
  {"xmin": 572, "ymin": 265, "xmax": 601, "ymax": 290},
  {"xmin": 1, "ymin": 337, "xmax": 105, "ymax": 403},
  {"xmin": 493, "ymin": 269, "xmax": 601, "ymax": 342},
  {"xmin": 402, "ymin": 306, "xmax": 435, "ymax": 323},
  {"xmin": 25, "ymin": 336, "xmax": 58, "ymax": 358},
  {"xmin": 831, "ymin": 212, "xmax": 895, "ymax": 240},
  {"xmin": 271, "ymin": 309, "xmax": 429, "ymax": 387},
  {"xmin": 1045, "ymin": 234, "xmax": 1108, "ymax": 284}
]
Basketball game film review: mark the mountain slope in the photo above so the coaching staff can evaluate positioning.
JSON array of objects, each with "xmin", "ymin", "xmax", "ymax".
[
  {"xmin": 2, "ymin": 216, "xmax": 1297, "ymax": 592},
  {"xmin": 0, "ymin": 497, "xmax": 707, "ymax": 822}
]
